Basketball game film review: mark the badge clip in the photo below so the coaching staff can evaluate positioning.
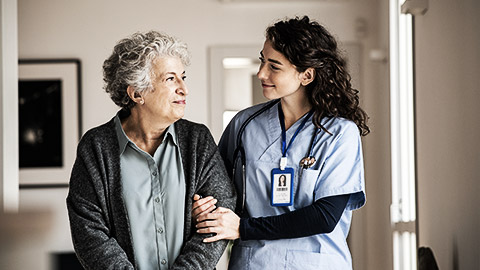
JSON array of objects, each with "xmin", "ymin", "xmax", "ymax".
[
  {"xmin": 280, "ymin": 157, "xmax": 287, "ymax": 170},
  {"xmin": 300, "ymin": 156, "xmax": 316, "ymax": 169}
]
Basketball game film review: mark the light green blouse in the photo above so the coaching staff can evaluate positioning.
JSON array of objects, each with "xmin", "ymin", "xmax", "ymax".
[{"xmin": 114, "ymin": 115, "xmax": 185, "ymax": 270}]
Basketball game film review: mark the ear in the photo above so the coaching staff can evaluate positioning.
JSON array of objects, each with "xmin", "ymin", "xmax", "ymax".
[
  {"xmin": 127, "ymin": 86, "xmax": 144, "ymax": 105},
  {"xmin": 300, "ymin": 67, "xmax": 315, "ymax": 86}
]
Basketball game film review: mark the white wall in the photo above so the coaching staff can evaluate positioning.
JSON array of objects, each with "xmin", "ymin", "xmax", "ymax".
[
  {"xmin": 15, "ymin": 0, "xmax": 391, "ymax": 269},
  {"xmin": 18, "ymin": 0, "xmax": 381, "ymax": 130},
  {"xmin": 415, "ymin": 0, "xmax": 480, "ymax": 269},
  {"xmin": 1, "ymin": 0, "xmax": 19, "ymax": 213},
  {"xmin": 224, "ymin": 67, "xmax": 254, "ymax": 111}
]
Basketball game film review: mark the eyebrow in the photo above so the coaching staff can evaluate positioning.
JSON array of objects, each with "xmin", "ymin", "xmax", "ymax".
[
  {"xmin": 260, "ymin": 51, "xmax": 283, "ymax": 66},
  {"xmin": 165, "ymin": 71, "xmax": 186, "ymax": 76}
]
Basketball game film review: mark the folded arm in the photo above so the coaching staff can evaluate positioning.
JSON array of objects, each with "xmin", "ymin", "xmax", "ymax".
[
  {"xmin": 67, "ymin": 156, "xmax": 134, "ymax": 270},
  {"xmin": 170, "ymin": 123, "xmax": 236, "ymax": 269}
]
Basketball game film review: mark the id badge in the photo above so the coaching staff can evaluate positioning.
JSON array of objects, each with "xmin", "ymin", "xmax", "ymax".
[{"xmin": 271, "ymin": 167, "xmax": 294, "ymax": 206}]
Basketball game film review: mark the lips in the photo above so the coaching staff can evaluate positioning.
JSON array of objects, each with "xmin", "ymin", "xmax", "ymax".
[
  {"xmin": 262, "ymin": 83, "xmax": 275, "ymax": 88},
  {"xmin": 173, "ymin": 100, "xmax": 186, "ymax": 105}
]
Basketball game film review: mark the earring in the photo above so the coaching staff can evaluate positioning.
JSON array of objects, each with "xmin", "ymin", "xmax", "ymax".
[{"xmin": 140, "ymin": 100, "xmax": 145, "ymax": 105}]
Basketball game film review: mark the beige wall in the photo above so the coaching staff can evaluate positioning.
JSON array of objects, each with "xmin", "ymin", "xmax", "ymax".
[
  {"xmin": 356, "ymin": 0, "xmax": 393, "ymax": 269},
  {"xmin": 415, "ymin": 0, "xmax": 480, "ymax": 269},
  {"xmin": 11, "ymin": 0, "xmax": 392, "ymax": 269}
]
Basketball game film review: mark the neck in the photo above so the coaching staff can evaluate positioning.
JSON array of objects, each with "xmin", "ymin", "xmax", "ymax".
[
  {"xmin": 121, "ymin": 108, "xmax": 170, "ymax": 155},
  {"xmin": 280, "ymin": 91, "xmax": 312, "ymax": 130}
]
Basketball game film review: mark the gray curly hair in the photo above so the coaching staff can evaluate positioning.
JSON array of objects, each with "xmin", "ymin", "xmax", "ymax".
[{"xmin": 103, "ymin": 31, "xmax": 191, "ymax": 110}]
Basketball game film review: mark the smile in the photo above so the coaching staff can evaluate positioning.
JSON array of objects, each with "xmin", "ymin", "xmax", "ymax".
[
  {"xmin": 173, "ymin": 100, "xmax": 186, "ymax": 105},
  {"xmin": 262, "ymin": 83, "xmax": 275, "ymax": 88}
]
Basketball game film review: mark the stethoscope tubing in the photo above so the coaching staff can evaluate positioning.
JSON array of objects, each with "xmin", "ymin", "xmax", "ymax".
[
  {"xmin": 232, "ymin": 99, "xmax": 318, "ymax": 214},
  {"xmin": 233, "ymin": 99, "xmax": 280, "ymax": 214}
]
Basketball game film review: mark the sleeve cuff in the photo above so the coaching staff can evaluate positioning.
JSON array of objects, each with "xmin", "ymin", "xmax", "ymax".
[{"xmin": 239, "ymin": 217, "xmax": 249, "ymax": 240}]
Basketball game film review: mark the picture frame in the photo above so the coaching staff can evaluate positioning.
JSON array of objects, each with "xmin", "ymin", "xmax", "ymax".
[{"xmin": 18, "ymin": 59, "xmax": 82, "ymax": 188}]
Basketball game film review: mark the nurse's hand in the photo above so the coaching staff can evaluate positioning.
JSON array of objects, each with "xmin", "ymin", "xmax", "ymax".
[
  {"xmin": 192, "ymin": 194, "xmax": 217, "ymax": 220},
  {"xmin": 195, "ymin": 207, "xmax": 240, "ymax": 242}
]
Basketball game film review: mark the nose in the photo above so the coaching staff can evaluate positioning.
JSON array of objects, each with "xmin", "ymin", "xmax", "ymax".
[
  {"xmin": 176, "ymin": 79, "xmax": 188, "ymax": 96},
  {"xmin": 257, "ymin": 63, "xmax": 267, "ymax": 80}
]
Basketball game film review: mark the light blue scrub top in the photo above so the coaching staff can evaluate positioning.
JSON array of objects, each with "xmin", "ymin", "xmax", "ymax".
[{"xmin": 219, "ymin": 102, "xmax": 366, "ymax": 270}]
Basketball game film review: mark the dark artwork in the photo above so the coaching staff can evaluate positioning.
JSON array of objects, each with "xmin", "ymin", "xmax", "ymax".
[{"xmin": 19, "ymin": 80, "xmax": 63, "ymax": 168}]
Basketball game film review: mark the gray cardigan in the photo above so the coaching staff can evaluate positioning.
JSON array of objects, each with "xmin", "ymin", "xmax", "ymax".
[{"xmin": 66, "ymin": 115, "xmax": 236, "ymax": 269}]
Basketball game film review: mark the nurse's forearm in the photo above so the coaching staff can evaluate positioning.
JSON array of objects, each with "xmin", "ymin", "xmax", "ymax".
[{"xmin": 239, "ymin": 194, "xmax": 350, "ymax": 240}]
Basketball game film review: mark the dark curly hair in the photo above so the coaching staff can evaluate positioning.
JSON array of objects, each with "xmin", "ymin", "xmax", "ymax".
[{"xmin": 266, "ymin": 16, "xmax": 370, "ymax": 136}]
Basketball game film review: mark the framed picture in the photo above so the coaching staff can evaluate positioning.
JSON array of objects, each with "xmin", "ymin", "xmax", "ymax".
[{"xmin": 18, "ymin": 59, "xmax": 82, "ymax": 188}]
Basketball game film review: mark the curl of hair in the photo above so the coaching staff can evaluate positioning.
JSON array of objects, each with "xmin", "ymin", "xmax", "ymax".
[
  {"xmin": 266, "ymin": 16, "xmax": 370, "ymax": 136},
  {"xmin": 103, "ymin": 31, "xmax": 191, "ymax": 110}
]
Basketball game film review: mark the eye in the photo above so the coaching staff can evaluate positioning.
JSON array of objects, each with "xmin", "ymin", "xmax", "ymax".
[
  {"xmin": 259, "ymin": 57, "xmax": 265, "ymax": 63},
  {"xmin": 270, "ymin": 65, "xmax": 280, "ymax": 70},
  {"xmin": 166, "ymin": 77, "xmax": 174, "ymax": 81},
  {"xmin": 182, "ymin": 76, "xmax": 187, "ymax": 81}
]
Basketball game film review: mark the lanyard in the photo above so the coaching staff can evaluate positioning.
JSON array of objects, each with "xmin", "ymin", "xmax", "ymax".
[{"xmin": 278, "ymin": 103, "xmax": 313, "ymax": 169}]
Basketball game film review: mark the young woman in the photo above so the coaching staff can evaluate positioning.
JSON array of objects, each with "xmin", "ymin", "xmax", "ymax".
[{"xmin": 193, "ymin": 16, "xmax": 369, "ymax": 269}]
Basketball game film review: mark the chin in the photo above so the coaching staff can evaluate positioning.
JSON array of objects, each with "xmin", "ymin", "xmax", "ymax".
[
  {"xmin": 175, "ymin": 111, "xmax": 185, "ymax": 120},
  {"xmin": 263, "ymin": 90, "xmax": 276, "ymax": 100}
]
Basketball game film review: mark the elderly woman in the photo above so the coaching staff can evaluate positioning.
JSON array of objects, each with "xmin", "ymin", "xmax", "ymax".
[{"xmin": 66, "ymin": 31, "xmax": 236, "ymax": 270}]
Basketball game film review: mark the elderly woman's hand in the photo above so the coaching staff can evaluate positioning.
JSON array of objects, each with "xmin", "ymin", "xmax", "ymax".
[
  {"xmin": 192, "ymin": 194, "xmax": 217, "ymax": 220},
  {"xmin": 195, "ymin": 207, "xmax": 240, "ymax": 242}
]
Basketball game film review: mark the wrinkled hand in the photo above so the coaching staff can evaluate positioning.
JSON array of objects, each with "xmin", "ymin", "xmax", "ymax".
[
  {"xmin": 196, "ymin": 207, "xmax": 240, "ymax": 243},
  {"xmin": 192, "ymin": 194, "xmax": 217, "ymax": 220}
]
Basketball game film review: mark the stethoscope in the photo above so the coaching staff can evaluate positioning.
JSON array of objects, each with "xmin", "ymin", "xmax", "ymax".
[{"xmin": 232, "ymin": 99, "xmax": 320, "ymax": 214}]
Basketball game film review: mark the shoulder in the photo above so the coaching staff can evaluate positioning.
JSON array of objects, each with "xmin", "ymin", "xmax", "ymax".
[
  {"xmin": 323, "ymin": 117, "xmax": 361, "ymax": 139},
  {"xmin": 236, "ymin": 101, "xmax": 275, "ymax": 119},
  {"xmin": 318, "ymin": 117, "xmax": 363, "ymax": 156},
  {"xmin": 175, "ymin": 119, "xmax": 210, "ymax": 137},
  {"xmin": 236, "ymin": 101, "xmax": 270, "ymax": 117},
  {"xmin": 81, "ymin": 119, "xmax": 115, "ymax": 142},
  {"xmin": 228, "ymin": 100, "xmax": 278, "ymax": 131},
  {"xmin": 174, "ymin": 119, "xmax": 217, "ymax": 149},
  {"xmin": 77, "ymin": 117, "xmax": 117, "ymax": 152}
]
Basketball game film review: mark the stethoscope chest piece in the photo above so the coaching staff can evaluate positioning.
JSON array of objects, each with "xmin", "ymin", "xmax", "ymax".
[{"xmin": 300, "ymin": 156, "xmax": 316, "ymax": 169}]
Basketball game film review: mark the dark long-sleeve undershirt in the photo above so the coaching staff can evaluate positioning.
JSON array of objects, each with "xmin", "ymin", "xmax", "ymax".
[{"xmin": 240, "ymin": 194, "xmax": 350, "ymax": 240}]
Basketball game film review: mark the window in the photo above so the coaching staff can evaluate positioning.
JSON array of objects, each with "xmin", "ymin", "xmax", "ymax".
[{"xmin": 389, "ymin": 0, "xmax": 417, "ymax": 269}]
